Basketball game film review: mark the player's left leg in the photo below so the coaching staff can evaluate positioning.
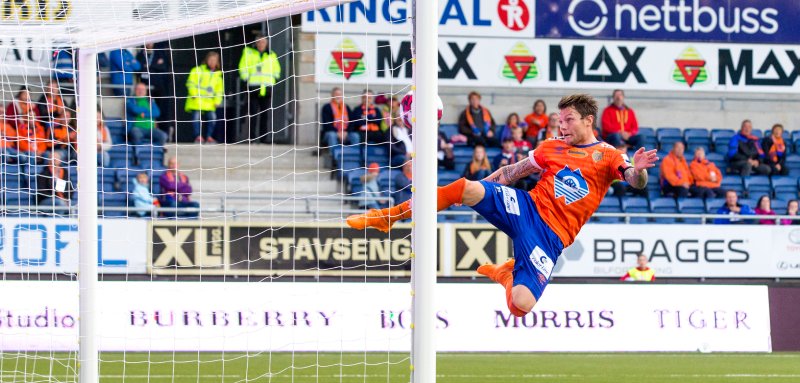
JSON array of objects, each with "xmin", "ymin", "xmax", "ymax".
[{"xmin": 347, "ymin": 177, "xmax": 484, "ymax": 232}]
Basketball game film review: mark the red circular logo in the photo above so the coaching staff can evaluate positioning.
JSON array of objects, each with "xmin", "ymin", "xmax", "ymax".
[{"xmin": 497, "ymin": 0, "xmax": 530, "ymax": 32}]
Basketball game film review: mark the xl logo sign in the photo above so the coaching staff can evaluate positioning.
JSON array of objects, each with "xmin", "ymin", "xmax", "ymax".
[
  {"xmin": 719, "ymin": 49, "xmax": 800, "ymax": 86},
  {"xmin": 377, "ymin": 40, "xmax": 477, "ymax": 80},
  {"xmin": 549, "ymin": 45, "xmax": 646, "ymax": 83},
  {"xmin": 151, "ymin": 226, "xmax": 225, "ymax": 268}
]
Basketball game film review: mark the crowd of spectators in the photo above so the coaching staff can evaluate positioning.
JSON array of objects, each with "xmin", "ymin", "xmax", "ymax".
[{"xmin": 325, "ymin": 87, "xmax": 800, "ymax": 225}]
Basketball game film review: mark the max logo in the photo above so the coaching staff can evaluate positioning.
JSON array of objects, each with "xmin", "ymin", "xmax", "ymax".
[
  {"xmin": 549, "ymin": 45, "xmax": 646, "ymax": 83},
  {"xmin": 554, "ymin": 166, "xmax": 589, "ymax": 205},
  {"xmin": 719, "ymin": 49, "xmax": 800, "ymax": 87}
]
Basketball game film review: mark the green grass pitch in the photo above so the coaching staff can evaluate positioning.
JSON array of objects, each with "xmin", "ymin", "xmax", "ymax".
[{"xmin": 1, "ymin": 352, "xmax": 799, "ymax": 382}]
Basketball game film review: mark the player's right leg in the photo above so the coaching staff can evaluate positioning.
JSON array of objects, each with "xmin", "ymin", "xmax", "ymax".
[{"xmin": 346, "ymin": 177, "xmax": 484, "ymax": 232}]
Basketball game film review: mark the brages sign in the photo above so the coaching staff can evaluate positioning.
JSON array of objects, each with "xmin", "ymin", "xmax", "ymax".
[{"xmin": 303, "ymin": 0, "xmax": 535, "ymax": 37}]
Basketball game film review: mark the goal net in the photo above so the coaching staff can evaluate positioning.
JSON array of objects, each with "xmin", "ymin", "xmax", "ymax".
[{"xmin": 0, "ymin": 0, "xmax": 437, "ymax": 381}]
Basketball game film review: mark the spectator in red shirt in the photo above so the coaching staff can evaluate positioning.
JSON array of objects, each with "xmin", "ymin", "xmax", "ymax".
[
  {"xmin": 524, "ymin": 99, "xmax": 548, "ymax": 140},
  {"xmin": 689, "ymin": 146, "xmax": 725, "ymax": 199},
  {"xmin": 458, "ymin": 91, "xmax": 498, "ymax": 148},
  {"xmin": 511, "ymin": 125, "xmax": 532, "ymax": 153},
  {"xmin": 762, "ymin": 123, "xmax": 789, "ymax": 176},
  {"xmin": 660, "ymin": 142, "xmax": 696, "ymax": 199},
  {"xmin": 754, "ymin": 195, "xmax": 777, "ymax": 225},
  {"xmin": 601, "ymin": 89, "xmax": 642, "ymax": 149}
]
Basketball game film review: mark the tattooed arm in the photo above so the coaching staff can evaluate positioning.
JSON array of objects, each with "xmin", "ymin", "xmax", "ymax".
[
  {"xmin": 624, "ymin": 167, "xmax": 648, "ymax": 189},
  {"xmin": 625, "ymin": 147, "xmax": 659, "ymax": 189},
  {"xmin": 484, "ymin": 157, "xmax": 541, "ymax": 185}
]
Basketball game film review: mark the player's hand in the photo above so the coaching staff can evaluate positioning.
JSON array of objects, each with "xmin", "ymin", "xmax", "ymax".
[{"xmin": 633, "ymin": 147, "xmax": 658, "ymax": 172}]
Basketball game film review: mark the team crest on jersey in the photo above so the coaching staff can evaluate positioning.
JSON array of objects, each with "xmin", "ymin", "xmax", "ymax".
[
  {"xmin": 592, "ymin": 150, "xmax": 603, "ymax": 162},
  {"xmin": 554, "ymin": 166, "xmax": 590, "ymax": 205}
]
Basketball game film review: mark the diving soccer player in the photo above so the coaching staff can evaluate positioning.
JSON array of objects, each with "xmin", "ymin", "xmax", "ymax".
[{"xmin": 347, "ymin": 94, "xmax": 658, "ymax": 317}]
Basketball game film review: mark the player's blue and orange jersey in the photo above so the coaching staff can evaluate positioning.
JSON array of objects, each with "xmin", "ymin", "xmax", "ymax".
[{"xmin": 528, "ymin": 138, "xmax": 632, "ymax": 247}]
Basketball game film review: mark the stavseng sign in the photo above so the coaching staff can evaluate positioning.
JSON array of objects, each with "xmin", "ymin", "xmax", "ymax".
[
  {"xmin": 315, "ymin": 35, "xmax": 800, "ymax": 93},
  {"xmin": 536, "ymin": 0, "xmax": 798, "ymax": 44},
  {"xmin": 451, "ymin": 224, "xmax": 800, "ymax": 278},
  {"xmin": 0, "ymin": 282, "xmax": 770, "ymax": 352},
  {"xmin": 149, "ymin": 222, "xmax": 442, "ymax": 276},
  {"xmin": 302, "ymin": 0, "xmax": 535, "ymax": 38}
]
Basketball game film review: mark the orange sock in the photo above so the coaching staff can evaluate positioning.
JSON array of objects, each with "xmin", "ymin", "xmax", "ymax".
[
  {"xmin": 498, "ymin": 271, "xmax": 527, "ymax": 317},
  {"xmin": 381, "ymin": 177, "xmax": 467, "ymax": 224}
]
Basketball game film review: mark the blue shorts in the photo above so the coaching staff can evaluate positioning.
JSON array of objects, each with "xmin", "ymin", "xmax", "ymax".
[{"xmin": 471, "ymin": 181, "xmax": 564, "ymax": 300}]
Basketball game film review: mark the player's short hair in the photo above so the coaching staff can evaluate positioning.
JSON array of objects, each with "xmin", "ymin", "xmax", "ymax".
[{"xmin": 558, "ymin": 94, "xmax": 598, "ymax": 126}]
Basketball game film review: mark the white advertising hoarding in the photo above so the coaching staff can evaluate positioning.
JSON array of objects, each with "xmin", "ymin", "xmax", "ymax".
[
  {"xmin": 0, "ymin": 218, "xmax": 147, "ymax": 274},
  {"xmin": 314, "ymin": 35, "xmax": 800, "ymax": 93},
  {"xmin": 0, "ymin": 282, "xmax": 771, "ymax": 352},
  {"xmin": 556, "ymin": 224, "xmax": 800, "ymax": 278}
]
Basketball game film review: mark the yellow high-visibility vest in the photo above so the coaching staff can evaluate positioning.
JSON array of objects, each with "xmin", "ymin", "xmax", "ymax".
[
  {"xmin": 238, "ymin": 46, "xmax": 281, "ymax": 96},
  {"xmin": 627, "ymin": 267, "xmax": 655, "ymax": 281},
  {"xmin": 185, "ymin": 64, "xmax": 223, "ymax": 112}
]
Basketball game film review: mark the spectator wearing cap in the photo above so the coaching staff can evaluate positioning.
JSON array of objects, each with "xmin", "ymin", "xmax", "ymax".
[
  {"xmin": 762, "ymin": 123, "xmax": 789, "ymax": 176},
  {"xmin": 660, "ymin": 141, "xmax": 696, "ymax": 199},
  {"xmin": 462, "ymin": 144, "xmax": 492, "ymax": 181},
  {"xmin": 781, "ymin": 200, "xmax": 800, "ymax": 225},
  {"xmin": 359, "ymin": 162, "xmax": 381, "ymax": 209},
  {"xmin": 601, "ymin": 89, "xmax": 642, "ymax": 149},
  {"xmin": 689, "ymin": 146, "xmax": 725, "ymax": 199},
  {"xmin": 458, "ymin": 91, "xmax": 498, "ymax": 148},
  {"xmin": 714, "ymin": 190, "xmax": 755, "ymax": 224},
  {"xmin": 524, "ymin": 99, "xmax": 548, "ymax": 140},
  {"xmin": 728, "ymin": 119, "xmax": 771, "ymax": 176},
  {"xmin": 754, "ymin": 195, "xmax": 777, "ymax": 225}
]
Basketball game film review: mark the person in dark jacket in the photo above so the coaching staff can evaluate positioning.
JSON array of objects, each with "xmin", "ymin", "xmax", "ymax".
[
  {"xmin": 762, "ymin": 123, "xmax": 789, "ymax": 176},
  {"xmin": 349, "ymin": 89, "xmax": 386, "ymax": 144},
  {"xmin": 728, "ymin": 120, "xmax": 771, "ymax": 176},
  {"xmin": 320, "ymin": 87, "xmax": 359, "ymax": 147},
  {"xmin": 108, "ymin": 48, "xmax": 142, "ymax": 96},
  {"xmin": 136, "ymin": 42, "xmax": 174, "ymax": 137},
  {"xmin": 714, "ymin": 190, "xmax": 756, "ymax": 224},
  {"xmin": 458, "ymin": 91, "xmax": 499, "ymax": 148}
]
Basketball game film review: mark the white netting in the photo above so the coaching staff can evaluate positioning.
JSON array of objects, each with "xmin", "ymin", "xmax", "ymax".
[{"xmin": 0, "ymin": 0, "xmax": 421, "ymax": 381}]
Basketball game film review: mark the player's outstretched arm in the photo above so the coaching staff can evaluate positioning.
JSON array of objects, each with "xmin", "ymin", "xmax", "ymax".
[
  {"xmin": 625, "ymin": 147, "xmax": 659, "ymax": 189},
  {"xmin": 484, "ymin": 157, "xmax": 541, "ymax": 186}
]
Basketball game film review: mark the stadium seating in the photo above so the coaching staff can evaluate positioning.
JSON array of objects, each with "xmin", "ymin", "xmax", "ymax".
[
  {"xmin": 705, "ymin": 198, "xmax": 726, "ymax": 213},
  {"xmin": 622, "ymin": 197, "xmax": 649, "ymax": 223},
  {"xmin": 439, "ymin": 124, "xmax": 459, "ymax": 142},
  {"xmin": 594, "ymin": 196, "xmax": 623, "ymax": 223},
  {"xmin": 656, "ymin": 127, "xmax": 683, "ymax": 150},
  {"xmin": 637, "ymin": 127, "xmax": 658, "ymax": 148},
  {"xmin": 678, "ymin": 198, "xmax": 706, "ymax": 224},
  {"xmin": 721, "ymin": 176, "xmax": 744, "ymax": 195},
  {"xmin": 773, "ymin": 199, "xmax": 789, "ymax": 216},
  {"xmin": 683, "ymin": 128, "xmax": 711, "ymax": 152},
  {"xmin": 650, "ymin": 197, "xmax": 679, "ymax": 223},
  {"xmin": 745, "ymin": 176, "xmax": 772, "ymax": 198},
  {"xmin": 772, "ymin": 176, "xmax": 799, "ymax": 199},
  {"xmin": 705, "ymin": 152, "xmax": 727, "ymax": 172},
  {"xmin": 786, "ymin": 154, "xmax": 800, "ymax": 174},
  {"xmin": 711, "ymin": 129, "xmax": 734, "ymax": 155}
]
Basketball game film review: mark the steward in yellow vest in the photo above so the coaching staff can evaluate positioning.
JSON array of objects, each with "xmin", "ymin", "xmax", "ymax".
[
  {"xmin": 620, "ymin": 254, "xmax": 655, "ymax": 281},
  {"xmin": 185, "ymin": 51, "xmax": 223, "ymax": 143},
  {"xmin": 238, "ymin": 34, "xmax": 281, "ymax": 142}
]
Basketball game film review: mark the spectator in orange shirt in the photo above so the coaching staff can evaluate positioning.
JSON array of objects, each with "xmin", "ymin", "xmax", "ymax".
[
  {"xmin": 601, "ymin": 89, "xmax": 641, "ymax": 149},
  {"xmin": 689, "ymin": 146, "xmax": 725, "ymax": 199},
  {"xmin": 37, "ymin": 80, "xmax": 72, "ymax": 129},
  {"xmin": 762, "ymin": 123, "xmax": 789, "ymax": 176},
  {"xmin": 660, "ymin": 141, "xmax": 695, "ymax": 199},
  {"xmin": 754, "ymin": 195, "xmax": 777, "ymax": 225},
  {"xmin": 0, "ymin": 121, "xmax": 19, "ymax": 163},
  {"xmin": 458, "ymin": 91, "xmax": 498, "ymax": 148},
  {"xmin": 5, "ymin": 87, "xmax": 49, "ymax": 164},
  {"xmin": 524, "ymin": 99, "xmax": 548, "ymax": 140}
]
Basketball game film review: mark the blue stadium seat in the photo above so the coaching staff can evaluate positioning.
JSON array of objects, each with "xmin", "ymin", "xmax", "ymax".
[
  {"xmin": 684, "ymin": 128, "xmax": 711, "ymax": 152},
  {"xmin": 772, "ymin": 176, "xmax": 798, "ymax": 199},
  {"xmin": 439, "ymin": 170, "xmax": 461, "ymax": 186},
  {"xmin": 594, "ymin": 196, "xmax": 623, "ymax": 223},
  {"xmin": 721, "ymin": 176, "xmax": 744, "ymax": 195},
  {"xmin": 637, "ymin": 127, "xmax": 658, "ymax": 149},
  {"xmin": 678, "ymin": 198, "xmax": 706, "ymax": 224},
  {"xmin": 744, "ymin": 176, "xmax": 772, "ymax": 198},
  {"xmin": 485, "ymin": 147, "xmax": 501, "ymax": 159},
  {"xmin": 786, "ymin": 154, "xmax": 800, "ymax": 174},
  {"xmin": 739, "ymin": 198, "xmax": 756, "ymax": 211},
  {"xmin": 705, "ymin": 152, "xmax": 727, "ymax": 172},
  {"xmin": 656, "ymin": 128, "xmax": 683, "ymax": 151},
  {"xmin": 650, "ymin": 197, "xmax": 679, "ymax": 223},
  {"xmin": 107, "ymin": 145, "xmax": 135, "ymax": 168},
  {"xmin": 365, "ymin": 144, "xmax": 390, "ymax": 168},
  {"xmin": 711, "ymin": 129, "xmax": 735, "ymax": 155},
  {"xmin": 134, "ymin": 145, "xmax": 166, "ymax": 169},
  {"xmin": 622, "ymin": 197, "xmax": 649, "ymax": 224},
  {"xmin": 705, "ymin": 198, "xmax": 726, "ymax": 213},
  {"xmin": 773, "ymin": 199, "xmax": 788, "ymax": 216}
]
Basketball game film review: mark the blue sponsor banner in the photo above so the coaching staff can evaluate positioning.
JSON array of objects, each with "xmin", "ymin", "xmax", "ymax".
[{"xmin": 536, "ymin": 0, "xmax": 800, "ymax": 44}]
